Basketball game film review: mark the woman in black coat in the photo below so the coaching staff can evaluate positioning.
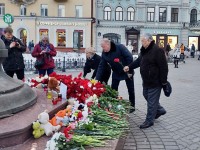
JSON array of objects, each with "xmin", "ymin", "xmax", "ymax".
[{"xmin": 83, "ymin": 47, "xmax": 111, "ymax": 84}]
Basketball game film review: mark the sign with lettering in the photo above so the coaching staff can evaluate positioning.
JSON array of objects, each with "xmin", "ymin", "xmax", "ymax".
[
  {"xmin": 3, "ymin": 14, "xmax": 14, "ymax": 25},
  {"xmin": 37, "ymin": 21, "xmax": 88, "ymax": 26}
]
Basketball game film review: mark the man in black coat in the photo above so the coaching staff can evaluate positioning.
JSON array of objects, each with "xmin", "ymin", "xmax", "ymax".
[
  {"xmin": 83, "ymin": 47, "xmax": 111, "ymax": 84},
  {"xmin": 1, "ymin": 27, "xmax": 26, "ymax": 81},
  {"xmin": 96, "ymin": 39, "xmax": 135, "ymax": 112},
  {"xmin": 124, "ymin": 33, "xmax": 168, "ymax": 129}
]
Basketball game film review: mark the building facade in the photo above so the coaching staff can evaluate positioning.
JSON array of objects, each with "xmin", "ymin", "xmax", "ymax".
[
  {"xmin": 96, "ymin": 0, "xmax": 200, "ymax": 53},
  {"xmin": 0, "ymin": 0, "xmax": 95, "ymax": 52}
]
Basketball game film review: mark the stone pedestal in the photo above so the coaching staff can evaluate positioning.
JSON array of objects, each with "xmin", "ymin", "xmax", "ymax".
[{"xmin": 0, "ymin": 39, "xmax": 37, "ymax": 118}]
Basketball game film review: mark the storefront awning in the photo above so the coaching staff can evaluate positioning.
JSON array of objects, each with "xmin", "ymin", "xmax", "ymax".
[
  {"xmin": 126, "ymin": 27, "xmax": 140, "ymax": 34},
  {"xmin": 56, "ymin": 29, "xmax": 65, "ymax": 32},
  {"xmin": 39, "ymin": 29, "xmax": 48, "ymax": 32}
]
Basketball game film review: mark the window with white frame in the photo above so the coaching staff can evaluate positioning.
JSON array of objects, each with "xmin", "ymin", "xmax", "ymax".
[
  {"xmin": 115, "ymin": 6, "xmax": 123, "ymax": 21},
  {"xmin": 58, "ymin": 4, "xmax": 65, "ymax": 17},
  {"xmin": 41, "ymin": 4, "xmax": 48, "ymax": 16},
  {"xmin": 0, "ymin": 3, "xmax": 5, "ymax": 16},
  {"xmin": 127, "ymin": 7, "xmax": 135, "ymax": 21},
  {"xmin": 75, "ymin": 5, "xmax": 83, "ymax": 18},
  {"xmin": 20, "ymin": 5, "xmax": 26, "ymax": 16},
  {"xmin": 147, "ymin": 7, "xmax": 155, "ymax": 22},
  {"xmin": 159, "ymin": 7, "xmax": 167, "ymax": 22},
  {"xmin": 104, "ymin": 6, "xmax": 111, "ymax": 20}
]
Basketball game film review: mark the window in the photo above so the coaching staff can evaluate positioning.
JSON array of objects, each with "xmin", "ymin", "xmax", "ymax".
[
  {"xmin": 75, "ymin": 5, "xmax": 83, "ymax": 18},
  {"xmin": 104, "ymin": 6, "xmax": 111, "ymax": 20},
  {"xmin": 20, "ymin": 5, "xmax": 26, "ymax": 16},
  {"xmin": 190, "ymin": 9, "xmax": 197, "ymax": 23},
  {"xmin": 103, "ymin": 33, "xmax": 121, "ymax": 44},
  {"xmin": 39, "ymin": 29, "xmax": 48, "ymax": 40},
  {"xmin": 168, "ymin": 36, "xmax": 178, "ymax": 49},
  {"xmin": 57, "ymin": 29, "xmax": 66, "ymax": 47},
  {"xmin": 58, "ymin": 5, "xmax": 65, "ymax": 17},
  {"xmin": 147, "ymin": 7, "xmax": 155, "ymax": 22},
  {"xmin": 159, "ymin": 7, "xmax": 167, "ymax": 22},
  {"xmin": 116, "ymin": 7, "xmax": 123, "ymax": 21},
  {"xmin": 127, "ymin": 7, "xmax": 135, "ymax": 21},
  {"xmin": 73, "ymin": 30, "xmax": 83, "ymax": 49},
  {"xmin": 0, "ymin": 3, "xmax": 5, "ymax": 16},
  {"xmin": 171, "ymin": 8, "xmax": 178, "ymax": 22},
  {"xmin": 41, "ymin": 4, "xmax": 48, "ymax": 16}
]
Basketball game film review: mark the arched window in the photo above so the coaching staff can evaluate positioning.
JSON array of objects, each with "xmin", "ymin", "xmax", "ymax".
[
  {"xmin": 127, "ymin": 7, "xmax": 135, "ymax": 21},
  {"xmin": 115, "ymin": 6, "xmax": 123, "ymax": 21},
  {"xmin": 104, "ymin": 6, "xmax": 111, "ymax": 20},
  {"xmin": 190, "ymin": 9, "xmax": 197, "ymax": 23}
]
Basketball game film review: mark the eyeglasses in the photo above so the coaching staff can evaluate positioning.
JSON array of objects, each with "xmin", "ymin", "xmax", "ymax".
[{"xmin": 42, "ymin": 40, "xmax": 48, "ymax": 42}]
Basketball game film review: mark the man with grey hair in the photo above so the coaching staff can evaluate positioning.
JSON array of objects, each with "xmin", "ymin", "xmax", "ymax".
[
  {"xmin": 96, "ymin": 38, "xmax": 135, "ymax": 113},
  {"xmin": 124, "ymin": 33, "xmax": 168, "ymax": 129}
]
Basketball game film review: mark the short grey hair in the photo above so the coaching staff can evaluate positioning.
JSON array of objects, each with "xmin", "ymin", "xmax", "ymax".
[
  {"xmin": 101, "ymin": 38, "xmax": 110, "ymax": 45},
  {"xmin": 142, "ymin": 33, "xmax": 153, "ymax": 41},
  {"xmin": 40, "ymin": 35, "xmax": 49, "ymax": 42}
]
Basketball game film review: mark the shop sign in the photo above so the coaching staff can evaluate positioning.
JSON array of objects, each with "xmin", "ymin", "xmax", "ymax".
[
  {"xmin": 153, "ymin": 31, "xmax": 171, "ymax": 34},
  {"xmin": 3, "ymin": 14, "xmax": 14, "ymax": 25},
  {"xmin": 37, "ymin": 21, "xmax": 88, "ymax": 26}
]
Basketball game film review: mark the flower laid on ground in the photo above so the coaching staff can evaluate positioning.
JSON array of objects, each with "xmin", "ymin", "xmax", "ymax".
[{"xmin": 45, "ymin": 85, "xmax": 130, "ymax": 150}]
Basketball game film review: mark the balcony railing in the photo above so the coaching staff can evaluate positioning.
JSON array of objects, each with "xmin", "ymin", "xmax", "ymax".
[
  {"xmin": 54, "ymin": 0, "xmax": 68, "ymax": 2},
  {"xmin": 189, "ymin": 22, "xmax": 200, "ymax": 28}
]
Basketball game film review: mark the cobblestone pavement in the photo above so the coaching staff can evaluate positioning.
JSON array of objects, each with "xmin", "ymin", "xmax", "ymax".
[{"xmin": 23, "ymin": 58, "xmax": 200, "ymax": 150}]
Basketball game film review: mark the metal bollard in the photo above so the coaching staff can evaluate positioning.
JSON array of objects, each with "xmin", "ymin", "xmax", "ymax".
[{"xmin": 62, "ymin": 56, "xmax": 66, "ymax": 72}]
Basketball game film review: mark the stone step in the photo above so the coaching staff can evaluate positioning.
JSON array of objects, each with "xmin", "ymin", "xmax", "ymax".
[{"xmin": 0, "ymin": 89, "xmax": 68, "ymax": 148}]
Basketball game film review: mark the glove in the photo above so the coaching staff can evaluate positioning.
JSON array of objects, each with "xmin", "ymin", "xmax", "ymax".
[{"xmin": 162, "ymin": 81, "xmax": 172, "ymax": 97}]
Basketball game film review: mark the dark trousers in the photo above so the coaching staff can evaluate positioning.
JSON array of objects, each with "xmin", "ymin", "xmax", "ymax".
[
  {"xmin": 38, "ymin": 68, "xmax": 54, "ymax": 76},
  {"xmin": 174, "ymin": 59, "xmax": 179, "ymax": 68},
  {"xmin": 111, "ymin": 77, "xmax": 135, "ymax": 107},
  {"xmin": 5, "ymin": 69, "xmax": 24, "ymax": 80},
  {"xmin": 143, "ymin": 87, "xmax": 165, "ymax": 123}
]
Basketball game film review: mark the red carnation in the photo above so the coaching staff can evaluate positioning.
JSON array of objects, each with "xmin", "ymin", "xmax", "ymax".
[{"xmin": 114, "ymin": 58, "xmax": 120, "ymax": 63}]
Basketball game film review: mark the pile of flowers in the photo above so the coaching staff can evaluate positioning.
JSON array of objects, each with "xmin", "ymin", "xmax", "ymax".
[{"xmin": 29, "ymin": 73, "xmax": 130, "ymax": 149}]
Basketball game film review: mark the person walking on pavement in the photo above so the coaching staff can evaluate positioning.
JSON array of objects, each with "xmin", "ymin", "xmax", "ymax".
[
  {"xmin": 83, "ymin": 47, "xmax": 111, "ymax": 84},
  {"xmin": 191, "ymin": 44, "xmax": 195, "ymax": 58},
  {"xmin": 32, "ymin": 35, "xmax": 57, "ymax": 76},
  {"xmin": 124, "ymin": 33, "xmax": 168, "ymax": 129},
  {"xmin": 173, "ymin": 44, "xmax": 181, "ymax": 68},
  {"xmin": 96, "ymin": 38, "xmax": 135, "ymax": 113},
  {"xmin": 28, "ymin": 40, "xmax": 34, "ymax": 53},
  {"xmin": 180, "ymin": 43, "xmax": 185, "ymax": 63},
  {"xmin": 1, "ymin": 27, "xmax": 26, "ymax": 81}
]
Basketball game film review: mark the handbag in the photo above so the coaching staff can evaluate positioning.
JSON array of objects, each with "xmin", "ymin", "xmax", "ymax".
[
  {"xmin": 162, "ymin": 81, "xmax": 172, "ymax": 97},
  {"xmin": 34, "ymin": 58, "xmax": 44, "ymax": 69}
]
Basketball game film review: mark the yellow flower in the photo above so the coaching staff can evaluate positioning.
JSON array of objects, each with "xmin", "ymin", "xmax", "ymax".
[{"xmin": 90, "ymin": 79, "xmax": 97, "ymax": 84}]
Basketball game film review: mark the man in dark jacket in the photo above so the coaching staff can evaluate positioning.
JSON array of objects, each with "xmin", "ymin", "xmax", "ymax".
[
  {"xmin": 83, "ymin": 47, "xmax": 111, "ymax": 84},
  {"xmin": 124, "ymin": 33, "xmax": 168, "ymax": 129},
  {"xmin": 96, "ymin": 39, "xmax": 135, "ymax": 112},
  {"xmin": 1, "ymin": 27, "xmax": 26, "ymax": 81}
]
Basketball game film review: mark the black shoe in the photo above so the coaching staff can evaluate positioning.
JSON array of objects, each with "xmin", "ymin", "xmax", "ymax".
[
  {"xmin": 129, "ymin": 108, "xmax": 135, "ymax": 113},
  {"xmin": 155, "ymin": 111, "xmax": 166, "ymax": 119},
  {"xmin": 139, "ymin": 121, "xmax": 154, "ymax": 129}
]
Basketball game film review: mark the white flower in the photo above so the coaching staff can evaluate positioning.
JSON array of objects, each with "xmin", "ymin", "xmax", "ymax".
[{"xmin": 80, "ymin": 86, "xmax": 84, "ymax": 89}]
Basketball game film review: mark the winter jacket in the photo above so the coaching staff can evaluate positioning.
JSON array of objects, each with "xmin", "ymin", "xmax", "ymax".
[
  {"xmin": 83, "ymin": 53, "xmax": 111, "ymax": 80},
  {"xmin": 31, "ymin": 42, "xmax": 57, "ymax": 69},
  {"xmin": 128, "ymin": 40, "xmax": 168, "ymax": 88},
  {"xmin": 1, "ymin": 35, "xmax": 26, "ymax": 71},
  {"xmin": 96, "ymin": 42, "xmax": 134, "ymax": 80},
  {"xmin": 173, "ymin": 48, "xmax": 181, "ymax": 58}
]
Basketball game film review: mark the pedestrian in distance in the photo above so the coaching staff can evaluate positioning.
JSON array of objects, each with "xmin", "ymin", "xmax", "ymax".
[
  {"xmin": 28, "ymin": 40, "xmax": 34, "ymax": 53},
  {"xmin": 191, "ymin": 44, "xmax": 195, "ymax": 58},
  {"xmin": 124, "ymin": 33, "xmax": 168, "ymax": 129},
  {"xmin": 173, "ymin": 44, "xmax": 181, "ymax": 68},
  {"xmin": 96, "ymin": 38, "xmax": 135, "ymax": 113},
  {"xmin": 1, "ymin": 27, "xmax": 26, "ymax": 81},
  {"xmin": 83, "ymin": 47, "xmax": 111, "ymax": 84},
  {"xmin": 31, "ymin": 35, "xmax": 57, "ymax": 76}
]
